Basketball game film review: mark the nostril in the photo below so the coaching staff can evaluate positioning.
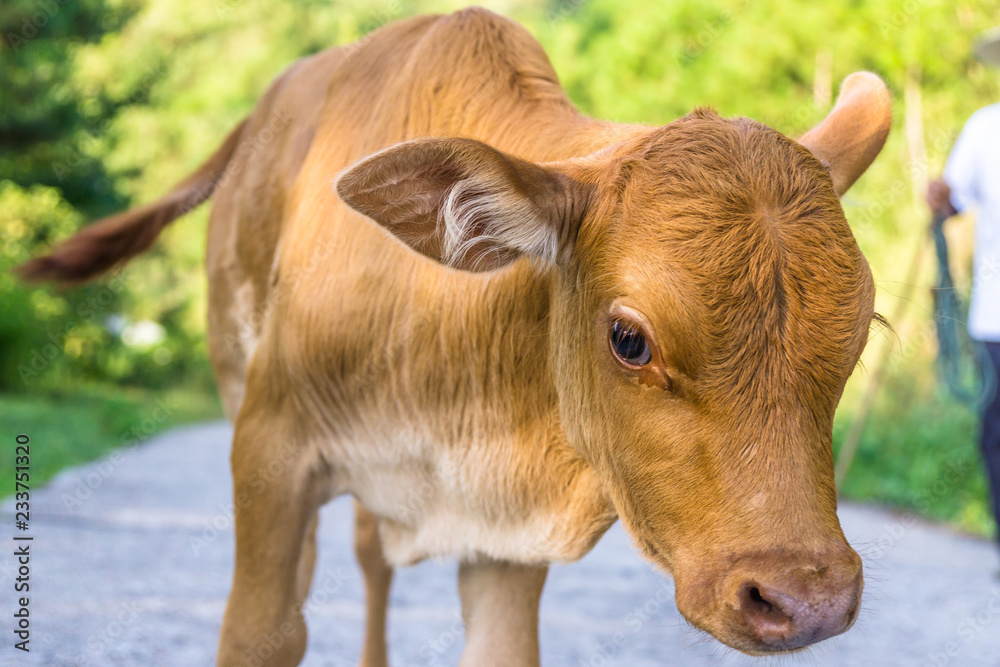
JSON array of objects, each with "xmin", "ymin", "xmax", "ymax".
[
  {"xmin": 749, "ymin": 586, "xmax": 770, "ymax": 612},
  {"xmin": 738, "ymin": 582, "xmax": 793, "ymax": 644},
  {"xmin": 738, "ymin": 582, "xmax": 791, "ymax": 631}
]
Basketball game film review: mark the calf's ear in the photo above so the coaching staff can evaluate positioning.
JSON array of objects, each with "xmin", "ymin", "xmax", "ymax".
[
  {"xmin": 336, "ymin": 138, "xmax": 590, "ymax": 271},
  {"xmin": 798, "ymin": 71, "xmax": 892, "ymax": 196}
]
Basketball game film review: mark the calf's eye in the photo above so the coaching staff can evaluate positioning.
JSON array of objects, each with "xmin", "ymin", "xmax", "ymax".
[{"xmin": 609, "ymin": 319, "xmax": 652, "ymax": 366}]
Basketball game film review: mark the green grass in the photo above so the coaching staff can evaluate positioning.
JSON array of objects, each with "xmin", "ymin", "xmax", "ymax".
[
  {"xmin": 834, "ymin": 365, "xmax": 994, "ymax": 538},
  {"xmin": 0, "ymin": 385, "xmax": 223, "ymax": 498}
]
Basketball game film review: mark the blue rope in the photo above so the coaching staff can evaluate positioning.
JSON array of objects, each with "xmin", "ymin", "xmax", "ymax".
[{"xmin": 931, "ymin": 213, "xmax": 996, "ymax": 407}]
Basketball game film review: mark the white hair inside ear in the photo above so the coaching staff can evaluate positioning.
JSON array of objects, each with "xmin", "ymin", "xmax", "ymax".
[
  {"xmin": 336, "ymin": 136, "xmax": 587, "ymax": 272},
  {"xmin": 440, "ymin": 177, "xmax": 560, "ymax": 270}
]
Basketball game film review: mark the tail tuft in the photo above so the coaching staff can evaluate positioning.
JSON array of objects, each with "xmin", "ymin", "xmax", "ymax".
[{"xmin": 16, "ymin": 193, "xmax": 198, "ymax": 284}]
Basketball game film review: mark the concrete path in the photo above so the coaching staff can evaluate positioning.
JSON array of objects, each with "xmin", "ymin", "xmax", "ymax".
[{"xmin": 2, "ymin": 422, "xmax": 999, "ymax": 666}]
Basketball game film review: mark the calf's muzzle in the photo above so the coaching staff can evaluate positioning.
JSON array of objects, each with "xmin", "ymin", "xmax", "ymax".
[{"xmin": 723, "ymin": 546, "xmax": 863, "ymax": 652}]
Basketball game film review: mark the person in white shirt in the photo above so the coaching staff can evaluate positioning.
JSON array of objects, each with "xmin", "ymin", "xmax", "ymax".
[{"xmin": 927, "ymin": 27, "xmax": 1000, "ymax": 551}]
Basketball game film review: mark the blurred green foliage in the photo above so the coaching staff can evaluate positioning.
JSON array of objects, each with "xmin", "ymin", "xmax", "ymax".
[
  {"xmin": 1, "ymin": 0, "xmax": 999, "ymax": 532},
  {"xmin": 0, "ymin": 0, "xmax": 135, "ymax": 213}
]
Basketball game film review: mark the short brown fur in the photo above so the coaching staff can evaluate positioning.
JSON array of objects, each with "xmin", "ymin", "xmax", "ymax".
[{"xmin": 19, "ymin": 9, "xmax": 890, "ymax": 665}]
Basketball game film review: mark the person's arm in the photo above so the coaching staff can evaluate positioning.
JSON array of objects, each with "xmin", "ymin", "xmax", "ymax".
[
  {"xmin": 927, "ymin": 178, "xmax": 957, "ymax": 217},
  {"xmin": 928, "ymin": 112, "xmax": 983, "ymax": 218}
]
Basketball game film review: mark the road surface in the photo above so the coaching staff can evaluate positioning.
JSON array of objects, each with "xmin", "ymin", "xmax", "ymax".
[{"xmin": 2, "ymin": 422, "xmax": 999, "ymax": 666}]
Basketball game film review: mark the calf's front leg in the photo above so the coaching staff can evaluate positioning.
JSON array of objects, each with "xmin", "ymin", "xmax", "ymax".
[
  {"xmin": 217, "ymin": 412, "xmax": 326, "ymax": 667},
  {"xmin": 457, "ymin": 559, "xmax": 548, "ymax": 667}
]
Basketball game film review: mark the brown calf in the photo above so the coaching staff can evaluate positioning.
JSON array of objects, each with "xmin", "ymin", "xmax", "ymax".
[{"xmin": 19, "ymin": 8, "xmax": 891, "ymax": 665}]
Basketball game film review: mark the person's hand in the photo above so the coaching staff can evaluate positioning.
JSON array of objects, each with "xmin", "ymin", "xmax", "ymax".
[{"xmin": 927, "ymin": 178, "xmax": 958, "ymax": 218}]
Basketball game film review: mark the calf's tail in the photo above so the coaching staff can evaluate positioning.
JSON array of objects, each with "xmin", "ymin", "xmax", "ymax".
[{"xmin": 16, "ymin": 118, "xmax": 248, "ymax": 285}]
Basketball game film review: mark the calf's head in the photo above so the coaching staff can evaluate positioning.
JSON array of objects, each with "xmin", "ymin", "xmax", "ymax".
[{"xmin": 337, "ymin": 72, "xmax": 891, "ymax": 653}]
